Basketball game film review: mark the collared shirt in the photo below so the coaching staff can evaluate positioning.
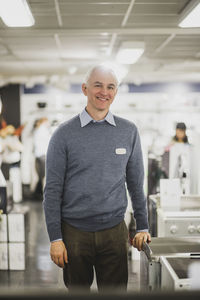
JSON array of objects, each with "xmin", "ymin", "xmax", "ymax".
[{"xmin": 79, "ymin": 108, "xmax": 116, "ymax": 128}]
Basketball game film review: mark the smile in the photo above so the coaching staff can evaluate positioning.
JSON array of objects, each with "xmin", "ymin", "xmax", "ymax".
[{"xmin": 96, "ymin": 96, "xmax": 108, "ymax": 102}]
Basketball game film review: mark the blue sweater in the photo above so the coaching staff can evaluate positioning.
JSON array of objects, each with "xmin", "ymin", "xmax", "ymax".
[{"xmin": 43, "ymin": 112, "xmax": 149, "ymax": 242}]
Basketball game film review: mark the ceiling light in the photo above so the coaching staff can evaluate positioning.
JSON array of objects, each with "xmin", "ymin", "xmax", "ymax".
[
  {"xmin": 116, "ymin": 42, "xmax": 145, "ymax": 64},
  {"xmin": 0, "ymin": 0, "xmax": 35, "ymax": 27},
  {"xmin": 179, "ymin": 3, "xmax": 200, "ymax": 28},
  {"xmin": 100, "ymin": 32, "xmax": 109, "ymax": 36}
]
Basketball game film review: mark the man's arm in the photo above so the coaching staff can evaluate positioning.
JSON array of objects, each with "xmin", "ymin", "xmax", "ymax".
[
  {"xmin": 43, "ymin": 127, "xmax": 68, "ymax": 267},
  {"xmin": 126, "ymin": 127, "xmax": 151, "ymax": 251}
]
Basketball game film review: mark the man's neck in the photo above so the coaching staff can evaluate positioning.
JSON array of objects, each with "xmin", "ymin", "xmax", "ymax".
[{"xmin": 85, "ymin": 106, "xmax": 108, "ymax": 121}]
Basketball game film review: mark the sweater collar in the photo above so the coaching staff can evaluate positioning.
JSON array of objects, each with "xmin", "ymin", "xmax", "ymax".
[{"xmin": 79, "ymin": 108, "xmax": 116, "ymax": 127}]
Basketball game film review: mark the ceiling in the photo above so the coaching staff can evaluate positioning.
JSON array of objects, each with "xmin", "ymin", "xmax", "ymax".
[{"xmin": 0, "ymin": 0, "xmax": 200, "ymax": 89}]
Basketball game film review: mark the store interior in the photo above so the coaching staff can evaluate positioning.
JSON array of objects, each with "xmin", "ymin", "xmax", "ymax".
[{"xmin": 0, "ymin": 0, "xmax": 200, "ymax": 298}]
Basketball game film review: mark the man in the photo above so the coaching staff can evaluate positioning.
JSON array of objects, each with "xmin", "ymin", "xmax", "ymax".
[{"xmin": 43, "ymin": 65, "xmax": 151, "ymax": 291}]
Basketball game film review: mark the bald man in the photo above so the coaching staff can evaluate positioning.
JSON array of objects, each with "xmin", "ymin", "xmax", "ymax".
[{"xmin": 44, "ymin": 65, "xmax": 151, "ymax": 291}]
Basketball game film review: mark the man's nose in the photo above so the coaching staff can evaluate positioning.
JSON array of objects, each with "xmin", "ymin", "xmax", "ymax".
[{"xmin": 100, "ymin": 86, "xmax": 107, "ymax": 95}]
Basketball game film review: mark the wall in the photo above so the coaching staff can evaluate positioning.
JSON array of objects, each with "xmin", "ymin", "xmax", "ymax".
[{"xmin": 0, "ymin": 84, "xmax": 21, "ymax": 128}]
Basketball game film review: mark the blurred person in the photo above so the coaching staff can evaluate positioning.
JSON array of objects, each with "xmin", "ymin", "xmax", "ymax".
[
  {"xmin": 33, "ymin": 117, "xmax": 51, "ymax": 200},
  {"xmin": 0, "ymin": 124, "xmax": 24, "ymax": 203},
  {"xmin": 44, "ymin": 65, "xmax": 151, "ymax": 292},
  {"xmin": 164, "ymin": 122, "xmax": 189, "ymax": 152},
  {"xmin": 170, "ymin": 122, "xmax": 188, "ymax": 146},
  {"xmin": 165, "ymin": 122, "xmax": 191, "ymax": 193}
]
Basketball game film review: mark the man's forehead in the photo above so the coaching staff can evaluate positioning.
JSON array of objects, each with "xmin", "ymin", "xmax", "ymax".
[
  {"xmin": 90, "ymin": 70, "xmax": 117, "ymax": 85},
  {"xmin": 93, "ymin": 80, "xmax": 116, "ymax": 86}
]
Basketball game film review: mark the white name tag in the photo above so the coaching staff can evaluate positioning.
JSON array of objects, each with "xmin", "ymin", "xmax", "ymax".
[{"xmin": 115, "ymin": 148, "xmax": 126, "ymax": 155}]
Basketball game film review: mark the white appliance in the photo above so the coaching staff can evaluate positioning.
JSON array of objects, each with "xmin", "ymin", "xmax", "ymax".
[
  {"xmin": 140, "ymin": 237, "xmax": 200, "ymax": 291},
  {"xmin": 160, "ymin": 254, "xmax": 200, "ymax": 290},
  {"xmin": 157, "ymin": 208, "xmax": 200, "ymax": 237},
  {"xmin": 149, "ymin": 194, "xmax": 200, "ymax": 237}
]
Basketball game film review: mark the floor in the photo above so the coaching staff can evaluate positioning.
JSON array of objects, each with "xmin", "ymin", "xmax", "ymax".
[{"xmin": 0, "ymin": 199, "xmax": 141, "ymax": 292}]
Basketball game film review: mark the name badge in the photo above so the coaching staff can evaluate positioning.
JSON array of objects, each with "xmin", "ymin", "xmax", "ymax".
[{"xmin": 115, "ymin": 148, "xmax": 126, "ymax": 155}]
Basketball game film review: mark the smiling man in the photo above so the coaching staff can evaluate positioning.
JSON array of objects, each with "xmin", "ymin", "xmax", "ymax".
[
  {"xmin": 82, "ymin": 67, "xmax": 117, "ymax": 117},
  {"xmin": 43, "ymin": 65, "xmax": 151, "ymax": 292}
]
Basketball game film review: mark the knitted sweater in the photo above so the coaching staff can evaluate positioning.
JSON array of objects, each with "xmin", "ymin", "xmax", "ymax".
[{"xmin": 43, "ymin": 113, "xmax": 148, "ymax": 242}]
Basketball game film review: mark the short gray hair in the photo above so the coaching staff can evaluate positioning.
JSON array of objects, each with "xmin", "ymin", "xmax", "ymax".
[{"xmin": 84, "ymin": 64, "xmax": 119, "ymax": 87}]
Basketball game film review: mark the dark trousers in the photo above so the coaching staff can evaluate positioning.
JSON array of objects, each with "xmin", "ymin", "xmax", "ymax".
[{"xmin": 61, "ymin": 220, "xmax": 129, "ymax": 292}]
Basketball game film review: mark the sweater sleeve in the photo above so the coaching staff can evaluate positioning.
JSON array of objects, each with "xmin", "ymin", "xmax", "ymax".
[
  {"xmin": 126, "ymin": 127, "xmax": 149, "ymax": 231},
  {"xmin": 43, "ymin": 128, "xmax": 67, "ymax": 242}
]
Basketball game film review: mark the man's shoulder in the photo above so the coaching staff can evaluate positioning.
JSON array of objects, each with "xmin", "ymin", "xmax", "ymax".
[
  {"xmin": 57, "ymin": 114, "xmax": 80, "ymax": 131},
  {"xmin": 51, "ymin": 115, "xmax": 80, "ymax": 139},
  {"xmin": 113, "ymin": 115, "xmax": 137, "ymax": 131}
]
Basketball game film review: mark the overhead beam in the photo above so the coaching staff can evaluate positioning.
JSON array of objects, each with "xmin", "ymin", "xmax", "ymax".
[
  {"xmin": 121, "ymin": 0, "xmax": 135, "ymax": 27},
  {"xmin": 106, "ymin": 33, "xmax": 117, "ymax": 56},
  {"xmin": 54, "ymin": 33, "xmax": 63, "ymax": 52},
  {"xmin": 0, "ymin": 39, "xmax": 13, "ymax": 56},
  {"xmin": 1, "ymin": 28, "xmax": 200, "ymax": 37},
  {"xmin": 0, "ymin": 57, "xmax": 199, "ymax": 64},
  {"xmin": 54, "ymin": 0, "xmax": 63, "ymax": 27},
  {"xmin": 106, "ymin": 0, "xmax": 136, "ymax": 57},
  {"xmin": 155, "ymin": 33, "xmax": 176, "ymax": 54}
]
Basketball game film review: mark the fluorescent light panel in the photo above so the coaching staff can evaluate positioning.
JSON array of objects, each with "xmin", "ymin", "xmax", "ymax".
[
  {"xmin": 0, "ymin": 0, "xmax": 35, "ymax": 27},
  {"xmin": 116, "ymin": 42, "xmax": 145, "ymax": 64},
  {"xmin": 179, "ymin": 3, "xmax": 200, "ymax": 28},
  {"xmin": 116, "ymin": 48, "xmax": 144, "ymax": 64}
]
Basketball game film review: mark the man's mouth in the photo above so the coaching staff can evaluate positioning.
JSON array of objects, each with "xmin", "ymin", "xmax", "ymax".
[{"xmin": 96, "ymin": 96, "xmax": 108, "ymax": 102}]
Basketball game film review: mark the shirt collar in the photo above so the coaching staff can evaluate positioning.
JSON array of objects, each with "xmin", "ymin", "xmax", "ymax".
[{"xmin": 79, "ymin": 108, "xmax": 116, "ymax": 128}]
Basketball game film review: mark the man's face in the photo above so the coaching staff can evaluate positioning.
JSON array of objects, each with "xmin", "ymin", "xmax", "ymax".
[{"xmin": 82, "ymin": 69, "xmax": 118, "ymax": 113}]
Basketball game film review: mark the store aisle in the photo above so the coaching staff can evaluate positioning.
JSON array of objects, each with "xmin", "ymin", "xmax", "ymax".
[{"xmin": 0, "ymin": 199, "xmax": 140, "ymax": 291}]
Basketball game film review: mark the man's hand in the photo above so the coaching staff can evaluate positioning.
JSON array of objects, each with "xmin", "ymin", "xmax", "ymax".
[
  {"xmin": 132, "ymin": 232, "xmax": 151, "ymax": 251},
  {"xmin": 50, "ymin": 240, "xmax": 68, "ymax": 268}
]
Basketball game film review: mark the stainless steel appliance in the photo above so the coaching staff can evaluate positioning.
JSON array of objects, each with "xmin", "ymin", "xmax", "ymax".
[
  {"xmin": 157, "ymin": 209, "xmax": 200, "ymax": 237},
  {"xmin": 160, "ymin": 254, "xmax": 200, "ymax": 290},
  {"xmin": 149, "ymin": 194, "xmax": 200, "ymax": 237},
  {"xmin": 140, "ymin": 237, "xmax": 200, "ymax": 291}
]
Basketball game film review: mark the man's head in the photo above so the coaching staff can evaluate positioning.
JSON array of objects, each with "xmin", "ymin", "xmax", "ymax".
[
  {"xmin": 84, "ymin": 65, "xmax": 119, "ymax": 86},
  {"xmin": 82, "ymin": 65, "xmax": 118, "ymax": 114}
]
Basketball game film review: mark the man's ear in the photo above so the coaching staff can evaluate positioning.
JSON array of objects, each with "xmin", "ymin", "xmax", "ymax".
[{"xmin": 82, "ymin": 83, "xmax": 87, "ymax": 96}]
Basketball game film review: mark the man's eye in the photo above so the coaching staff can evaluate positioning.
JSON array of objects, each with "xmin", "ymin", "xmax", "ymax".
[
  {"xmin": 108, "ymin": 86, "xmax": 114, "ymax": 90},
  {"xmin": 94, "ymin": 84, "xmax": 101, "ymax": 87}
]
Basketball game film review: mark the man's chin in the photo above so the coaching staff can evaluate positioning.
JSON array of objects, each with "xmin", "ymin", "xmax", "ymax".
[{"xmin": 97, "ymin": 107, "xmax": 108, "ymax": 112}]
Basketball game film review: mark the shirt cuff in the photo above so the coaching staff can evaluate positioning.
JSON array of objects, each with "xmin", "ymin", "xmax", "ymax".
[
  {"xmin": 51, "ymin": 238, "xmax": 62, "ymax": 243},
  {"xmin": 136, "ymin": 229, "xmax": 148, "ymax": 233}
]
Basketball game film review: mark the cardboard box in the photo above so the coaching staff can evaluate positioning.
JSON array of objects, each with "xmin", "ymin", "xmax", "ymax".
[
  {"xmin": 8, "ymin": 243, "xmax": 25, "ymax": 270},
  {"xmin": 0, "ymin": 243, "xmax": 8, "ymax": 270},
  {"xmin": 0, "ymin": 214, "xmax": 8, "ymax": 242},
  {"xmin": 7, "ymin": 214, "xmax": 25, "ymax": 242}
]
